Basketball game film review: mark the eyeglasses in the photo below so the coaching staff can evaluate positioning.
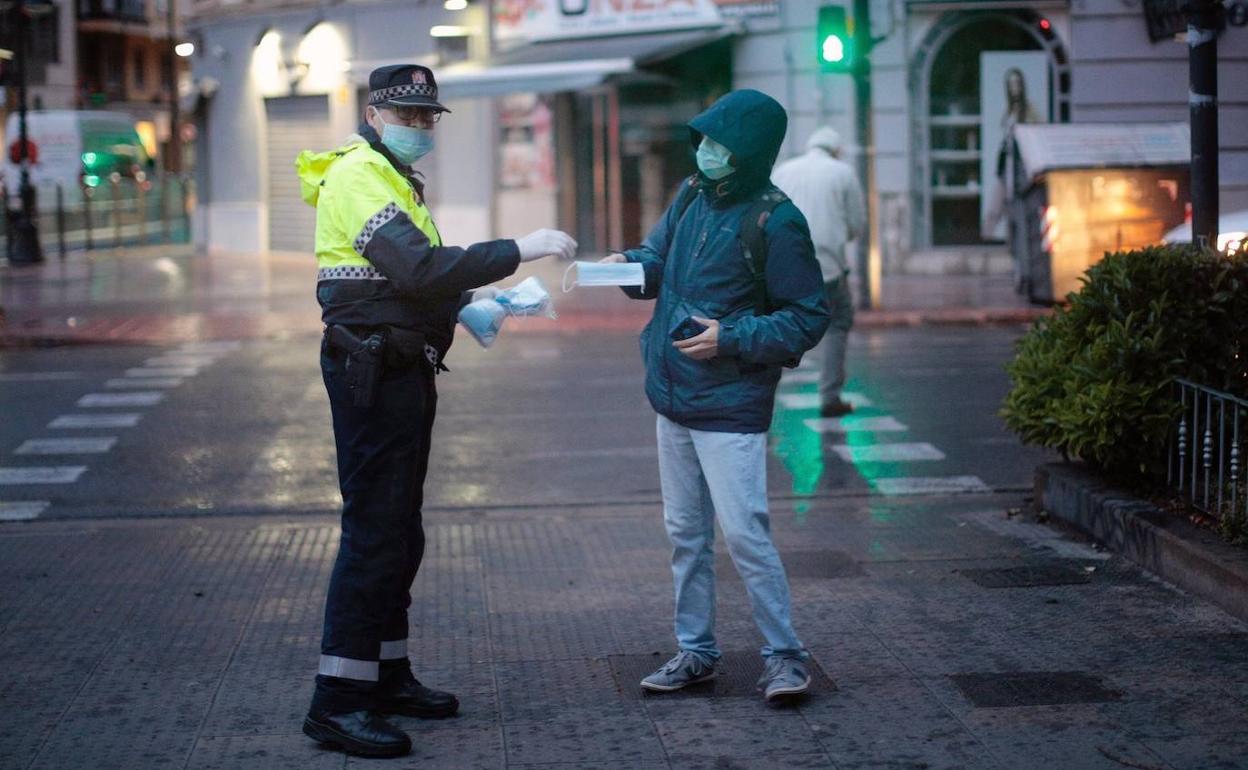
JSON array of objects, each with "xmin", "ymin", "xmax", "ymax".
[{"xmin": 386, "ymin": 106, "xmax": 442, "ymax": 125}]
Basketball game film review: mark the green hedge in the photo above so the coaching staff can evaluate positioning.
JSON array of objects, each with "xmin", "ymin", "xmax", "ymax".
[{"xmin": 1002, "ymin": 245, "xmax": 1248, "ymax": 478}]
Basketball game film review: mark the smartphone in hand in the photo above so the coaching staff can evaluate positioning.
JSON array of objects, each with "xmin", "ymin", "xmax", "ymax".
[{"xmin": 670, "ymin": 316, "xmax": 707, "ymax": 341}]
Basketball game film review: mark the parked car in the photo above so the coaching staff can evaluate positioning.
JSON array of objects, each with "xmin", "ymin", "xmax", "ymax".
[{"xmin": 1162, "ymin": 210, "xmax": 1248, "ymax": 254}]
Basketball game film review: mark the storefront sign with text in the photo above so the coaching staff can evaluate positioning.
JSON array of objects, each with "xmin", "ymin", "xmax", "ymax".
[{"xmin": 494, "ymin": 0, "xmax": 726, "ymax": 43}]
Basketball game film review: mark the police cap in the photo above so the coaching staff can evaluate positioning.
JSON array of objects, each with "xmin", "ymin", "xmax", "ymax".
[{"xmin": 367, "ymin": 64, "xmax": 449, "ymax": 113}]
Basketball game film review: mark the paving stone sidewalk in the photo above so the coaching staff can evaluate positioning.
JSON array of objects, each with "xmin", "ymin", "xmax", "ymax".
[{"xmin": 2, "ymin": 494, "xmax": 1247, "ymax": 770}]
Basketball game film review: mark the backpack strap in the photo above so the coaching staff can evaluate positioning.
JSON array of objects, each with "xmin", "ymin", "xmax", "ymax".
[
  {"xmin": 671, "ymin": 175, "xmax": 700, "ymax": 227},
  {"xmin": 738, "ymin": 188, "xmax": 789, "ymax": 316}
]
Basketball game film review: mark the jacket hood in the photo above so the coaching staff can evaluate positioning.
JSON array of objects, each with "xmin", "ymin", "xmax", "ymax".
[
  {"xmin": 806, "ymin": 126, "xmax": 843, "ymax": 155},
  {"xmin": 295, "ymin": 125, "xmax": 423, "ymax": 207},
  {"xmin": 689, "ymin": 89, "xmax": 788, "ymax": 201},
  {"xmin": 295, "ymin": 136, "xmax": 368, "ymax": 206}
]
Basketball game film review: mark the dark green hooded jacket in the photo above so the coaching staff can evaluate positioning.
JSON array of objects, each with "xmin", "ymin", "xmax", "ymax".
[{"xmin": 624, "ymin": 89, "xmax": 832, "ymax": 433}]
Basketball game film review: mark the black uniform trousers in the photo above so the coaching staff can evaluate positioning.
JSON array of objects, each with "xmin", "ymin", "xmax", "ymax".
[{"xmin": 312, "ymin": 340, "xmax": 437, "ymax": 714}]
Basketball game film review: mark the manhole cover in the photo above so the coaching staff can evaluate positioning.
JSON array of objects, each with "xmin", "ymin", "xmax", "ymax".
[
  {"xmin": 717, "ymin": 550, "xmax": 865, "ymax": 580},
  {"xmin": 608, "ymin": 651, "xmax": 836, "ymax": 700},
  {"xmin": 950, "ymin": 671, "xmax": 1121, "ymax": 708},
  {"xmin": 957, "ymin": 564, "xmax": 1092, "ymax": 588}
]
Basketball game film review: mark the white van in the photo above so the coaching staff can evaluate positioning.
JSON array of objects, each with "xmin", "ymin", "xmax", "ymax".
[{"xmin": 2, "ymin": 110, "xmax": 154, "ymax": 208}]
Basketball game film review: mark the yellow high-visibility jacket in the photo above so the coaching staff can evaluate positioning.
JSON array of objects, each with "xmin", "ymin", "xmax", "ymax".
[{"xmin": 296, "ymin": 132, "xmax": 519, "ymax": 360}]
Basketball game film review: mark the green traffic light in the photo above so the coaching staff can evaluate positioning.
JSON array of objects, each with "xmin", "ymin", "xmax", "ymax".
[
  {"xmin": 816, "ymin": 5, "xmax": 853, "ymax": 73},
  {"xmin": 821, "ymin": 35, "xmax": 845, "ymax": 63}
]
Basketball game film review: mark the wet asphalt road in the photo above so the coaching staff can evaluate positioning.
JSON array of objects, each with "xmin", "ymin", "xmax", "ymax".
[{"xmin": 0, "ymin": 323, "xmax": 1054, "ymax": 521}]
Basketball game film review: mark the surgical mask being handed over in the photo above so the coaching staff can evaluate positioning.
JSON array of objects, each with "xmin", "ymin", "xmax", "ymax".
[
  {"xmin": 562, "ymin": 260, "xmax": 645, "ymax": 292},
  {"xmin": 695, "ymin": 136, "xmax": 735, "ymax": 180},
  {"xmin": 371, "ymin": 108, "xmax": 435, "ymax": 165}
]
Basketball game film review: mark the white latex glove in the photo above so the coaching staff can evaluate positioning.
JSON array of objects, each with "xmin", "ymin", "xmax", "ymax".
[
  {"xmin": 470, "ymin": 286, "xmax": 501, "ymax": 303},
  {"xmin": 516, "ymin": 229, "xmax": 577, "ymax": 262}
]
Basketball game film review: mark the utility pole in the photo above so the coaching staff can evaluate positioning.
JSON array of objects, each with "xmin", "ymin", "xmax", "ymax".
[
  {"xmin": 851, "ymin": 0, "xmax": 874, "ymax": 308},
  {"xmin": 166, "ymin": 0, "xmax": 180, "ymax": 173},
  {"xmin": 10, "ymin": 0, "xmax": 42, "ymax": 264},
  {"xmin": 1185, "ymin": 0, "xmax": 1220, "ymax": 250}
]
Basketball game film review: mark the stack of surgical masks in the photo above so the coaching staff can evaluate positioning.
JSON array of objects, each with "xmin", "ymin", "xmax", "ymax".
[
  {"xmin": 458, "ymin": 276, "xmax": 556, "ymax": 348},
  {"xmin": 562, "ymin": 260, "xmax": 645, "ymax": 292}
]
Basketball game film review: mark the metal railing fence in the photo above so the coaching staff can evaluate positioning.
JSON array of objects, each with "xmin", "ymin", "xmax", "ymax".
[
  {"xmin": 2, "ymin": 174, "xmax": 192, "ymax": 260},
  {"xmin": 1168, "ymin": 378, "xmax": 1248, "ymax": 534}
]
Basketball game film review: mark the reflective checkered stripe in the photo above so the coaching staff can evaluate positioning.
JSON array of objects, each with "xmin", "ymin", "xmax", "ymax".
[
  {"xmin": 353, "ymin": 202, "xmax": 401, "ymax": 255},
  {"xmin": 317, "ymin": 265, "xmax": 387, "ymax": 282},
  {"xmin": 370, "ymin": 83, "xmax": 437, "ymax": 103}
]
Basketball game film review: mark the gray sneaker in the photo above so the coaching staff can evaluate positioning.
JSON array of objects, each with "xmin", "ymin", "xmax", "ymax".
[
  {"xmin": 640, "ymin": 651, "xmax": 716, "ymax": 692},
  {"xmin": 758, "ymin": 656, "xmax": 811, "ymax": 701}
]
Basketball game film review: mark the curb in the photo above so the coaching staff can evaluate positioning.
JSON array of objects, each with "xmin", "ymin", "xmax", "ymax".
[
  {"xmin": 857, "ymin": 307, "xmax": 1051, "ymax": 328},
  {"xmin": 1035, "ymin": 462, "xmax": 1248, "ymax": 624}
]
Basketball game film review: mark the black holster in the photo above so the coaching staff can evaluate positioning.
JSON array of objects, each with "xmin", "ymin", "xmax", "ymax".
[{"xmin": 326, "ymin": 325, "xmax": 386, "ymax": 408}]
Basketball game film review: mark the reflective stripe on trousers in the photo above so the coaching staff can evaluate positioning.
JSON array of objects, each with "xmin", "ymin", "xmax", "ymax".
[{"xmin": 314, "ymin": 347, "xmax": 436, "ymax": 706}]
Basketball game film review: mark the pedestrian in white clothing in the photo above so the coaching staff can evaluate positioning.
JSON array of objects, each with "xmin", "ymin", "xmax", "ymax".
[{"xmin": 772, "ymin": 126, "xmax": 866, "ymax": 417}]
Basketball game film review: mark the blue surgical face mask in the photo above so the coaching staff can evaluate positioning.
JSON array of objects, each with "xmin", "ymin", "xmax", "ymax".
[
  {"xmin": 695, "ymin": 136, "xmax": 734, "ymax": 180},
  {"xmin": 373, "ymin": 109, "xmax": 435, "ymax": 165},
  {"xmin": 562, "ymin": 260, "xmax": 645, "ymax": 292}
]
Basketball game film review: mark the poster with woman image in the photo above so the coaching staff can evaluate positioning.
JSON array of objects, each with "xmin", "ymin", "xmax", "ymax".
[{"xmin": 980, "ymin": 51, "xmax": 1050, "ymax": 240}]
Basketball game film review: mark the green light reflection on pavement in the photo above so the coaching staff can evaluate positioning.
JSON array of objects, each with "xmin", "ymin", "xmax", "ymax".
[
  {"xmin": 770, "ymin": 400, "xmax": 821, "ymax": 525},
  {"xmin": 837, "ymin": 412, "xmax": 896, "ymax": 529},
  {"xmin": 769, "ymin": 377, "xmax": 879, "ymax": 526}
]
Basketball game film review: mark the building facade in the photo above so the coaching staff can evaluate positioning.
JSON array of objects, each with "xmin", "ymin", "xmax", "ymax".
[
  {"xmin": 0, "ymin": 0, "xmax": 191, "ymax": 172},
  {"xmin": 78, "ymin": 0, "xmax": 189, "ymax": 166},
  {"xmin": 187, "ymin": 0, "xmax": 1248, "ymax": 286},
  {"xmin": 1, "ymin": 1, "xmax": 78, "ymax": 122}
]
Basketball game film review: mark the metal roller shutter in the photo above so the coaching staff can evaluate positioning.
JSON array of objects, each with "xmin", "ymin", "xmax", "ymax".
[{"xmin": 265, "ymin": 95, "xmax": 334, "ymax": 253}]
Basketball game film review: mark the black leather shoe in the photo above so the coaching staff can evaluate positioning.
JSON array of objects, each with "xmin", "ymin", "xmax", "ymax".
[
  {"xmin": 820, "ymin": 399, "xmax": 854, "ymax": 418},
  {"xmin": 379, "ymin": 672, "xmax": 460, "ymax": 719},
  {"xmin": 302, "ymin": 710, "xmax": 411, "ymax": 758}
]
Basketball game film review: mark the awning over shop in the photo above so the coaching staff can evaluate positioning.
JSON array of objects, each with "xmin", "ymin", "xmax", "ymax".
[
  {"xmin": 1014, "ymin": 122, "xmax": 1191, "ymax": 178},
  {"xmin": 434, "ymin": 25, "xmax": 738, "ymax": 99}
]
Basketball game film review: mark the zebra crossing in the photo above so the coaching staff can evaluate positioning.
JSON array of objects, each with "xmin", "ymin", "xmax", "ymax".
[
  {"xmin": 777, "ymin": 362, "xmax": 992, "ymax": 497},
  {"xmin": 0, "ymin": 340, "xmax": 242, "ymax": 521}
]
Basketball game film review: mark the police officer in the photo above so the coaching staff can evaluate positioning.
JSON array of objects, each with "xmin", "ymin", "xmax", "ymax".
[{"xmin": 296, "ymin": 64, "xmax": 576, "ymax": 758}]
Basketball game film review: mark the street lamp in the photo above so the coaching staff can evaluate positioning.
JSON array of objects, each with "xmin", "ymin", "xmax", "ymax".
[{"xmin": 4, "ymin": 0, "xmax": 54, "ymax": 264}]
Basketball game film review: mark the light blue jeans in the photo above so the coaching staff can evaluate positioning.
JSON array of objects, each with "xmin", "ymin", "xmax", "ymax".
[{"xmin": 655, "ymin": 414, "xmax": 808, "ymax": 662}]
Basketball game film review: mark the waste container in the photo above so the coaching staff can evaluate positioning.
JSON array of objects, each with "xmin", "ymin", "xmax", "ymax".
[{"xmin": 1007, "ymin": 122, "xmax": 1190, "ymax": 303}]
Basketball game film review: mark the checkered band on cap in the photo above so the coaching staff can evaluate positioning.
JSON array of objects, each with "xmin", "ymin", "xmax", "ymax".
[
  {"xmin": 369, "ymin": 83, "xmax": 438, "ymax": 105},
  {"xmin": 353, "ymin": 202, "xmax": 402, "ymax": 255}
]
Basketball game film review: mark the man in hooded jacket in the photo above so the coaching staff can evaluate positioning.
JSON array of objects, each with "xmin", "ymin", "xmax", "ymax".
[
  {"xmin": 602, "ymin": 90, "xmax": 831, "ymax": 700},
  {"xmin": 296, "ymin": 64, "xmax": 576, "ymax": 758}
]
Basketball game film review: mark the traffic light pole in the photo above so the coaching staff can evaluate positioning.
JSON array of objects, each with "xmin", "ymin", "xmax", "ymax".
[
  {"xmin": 1185, "ymin": 0, "xmax": 1219, "ymax": 250},
  {"xmin": 852, "ymin": 0, "xmax": 874, "ymax": 309},
  {"xmin": 11, "ymin": 0, "xmax": 43, "ymax": 264},
  {"xmin": 166, "ymin": 0, "xmax": 180, "ymax": 174}
]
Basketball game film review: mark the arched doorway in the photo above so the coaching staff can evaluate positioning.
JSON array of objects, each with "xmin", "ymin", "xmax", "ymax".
[{"xmin": 910, "ymin": 10, "xmax": 1070, "ymax": 249}]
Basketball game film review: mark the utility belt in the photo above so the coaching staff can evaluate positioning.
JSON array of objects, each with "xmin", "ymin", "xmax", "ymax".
[{"xmin": 323, "ymin": 324, "xmax": 446, "ymax": 408}]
